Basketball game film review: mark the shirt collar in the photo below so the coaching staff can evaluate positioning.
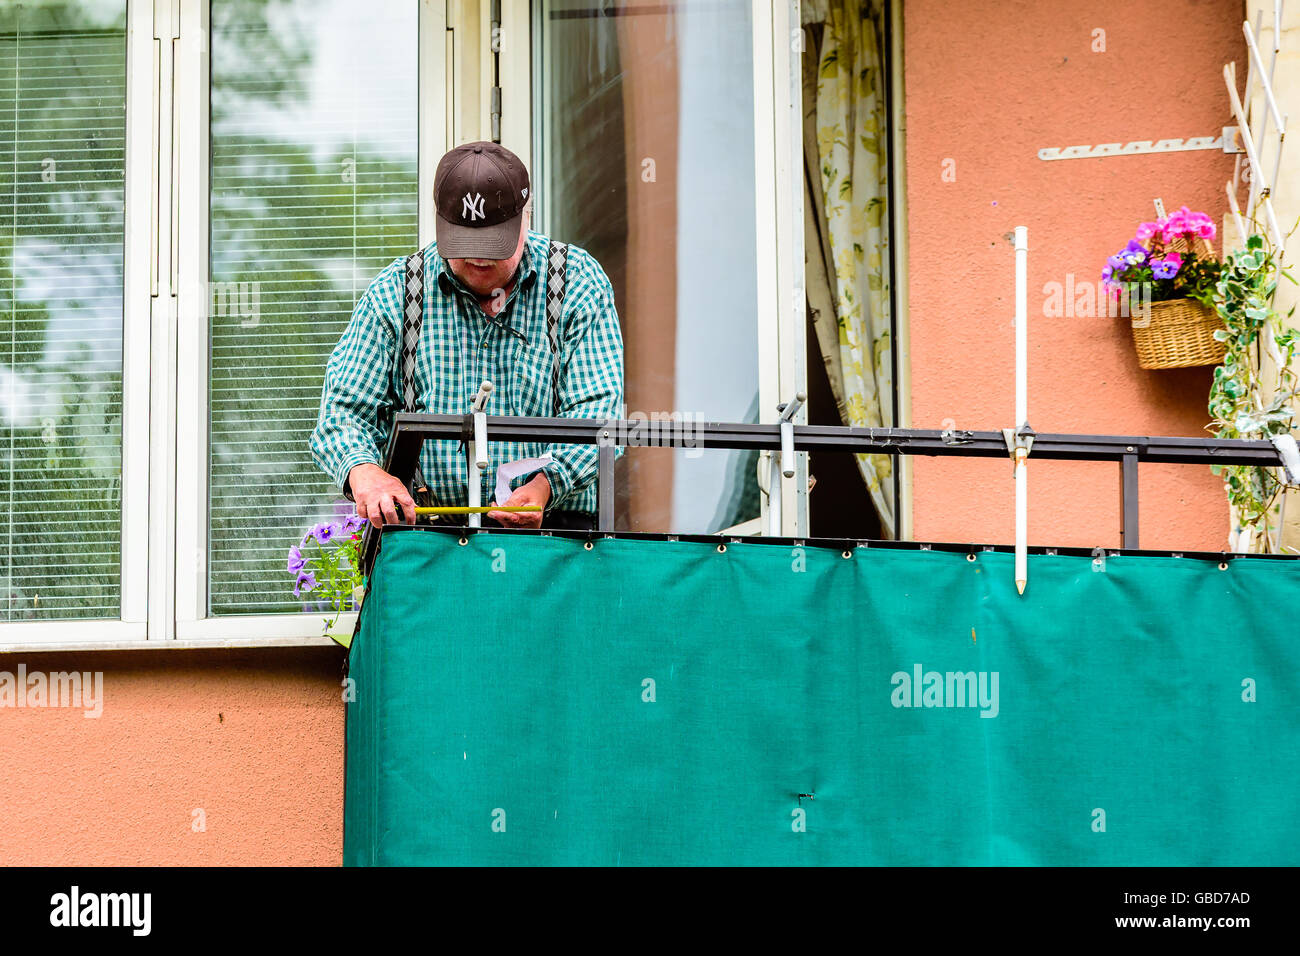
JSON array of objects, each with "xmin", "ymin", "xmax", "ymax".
[{"xmin": 432, "ymin": 231, "xmax": 541, "ymax": 297}]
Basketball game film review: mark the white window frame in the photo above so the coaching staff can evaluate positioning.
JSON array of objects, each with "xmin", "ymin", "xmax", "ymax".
[
  {"xmin": 888, "ymin": 0, "xmax": 913, "ymax": 541},
  {"xmin": 0, "ymin": 0, "xmax": 151, "ymax": 648},
  {"xmin": 754, "ymin": 0, "xmax": 808, "ymax": 537},
  {"xmin": 173, "ymin": 0, "xmax": 442, "ymax": 642}
]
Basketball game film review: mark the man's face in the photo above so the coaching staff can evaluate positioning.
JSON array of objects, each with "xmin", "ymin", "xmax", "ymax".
[{"xmin": 446, "ymin": 214, "xmax": 529, "ymax": 296}]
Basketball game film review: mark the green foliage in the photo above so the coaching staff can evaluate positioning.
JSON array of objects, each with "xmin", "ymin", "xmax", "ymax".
[
  {"xmin": 1207, "ymin": 231, "xmax": 1299, "ymax": 551},
  {"xmin": 1116, "ymin": 247, "xmax": 1222, "ymax": 311}
]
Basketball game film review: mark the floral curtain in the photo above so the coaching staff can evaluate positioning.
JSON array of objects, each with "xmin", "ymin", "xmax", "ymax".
[{"xmin": 803, "ymin": 0, "xmax": 894, "ymax": 536}]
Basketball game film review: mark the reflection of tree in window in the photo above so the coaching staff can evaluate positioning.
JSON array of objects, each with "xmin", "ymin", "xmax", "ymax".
[
  {"xmin": 0, "ymin": 0, "xmax": 126, "ymax": 620},
  {"xmin": 208, "ymin": 0, "xmax": 417, "ymax": 614}
]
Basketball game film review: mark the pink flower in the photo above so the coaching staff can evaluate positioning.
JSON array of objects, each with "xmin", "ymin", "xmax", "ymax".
[
  {"xmin": 1135, "ymin": 221, "xmax": 1164, "ymax": 242},
  {"xmin": 1162, "ymin": 206, "xmax": 1215, "ymax": 243}
]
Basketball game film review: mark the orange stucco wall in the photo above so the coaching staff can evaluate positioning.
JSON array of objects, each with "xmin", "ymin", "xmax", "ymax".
[
  {"xmin": 903, "ymin": 0, "xmax": 1245, "ymax": 551},
  {"xmin": 0, "ymin": 1, "xmax": 1251, "ymax": 868},
  {"xmin": 0, "ymin": 647, "xmax": 344, "ymax": 865}
]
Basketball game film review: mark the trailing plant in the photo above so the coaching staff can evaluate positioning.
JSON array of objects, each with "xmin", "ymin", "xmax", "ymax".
[
  {"xmin": 287, "ymin": 512, "xmax": 367, "ymax": 640},
  {"xmin": 1207, "ymin": 231, "xmax": 1299, "ymax": 553}
]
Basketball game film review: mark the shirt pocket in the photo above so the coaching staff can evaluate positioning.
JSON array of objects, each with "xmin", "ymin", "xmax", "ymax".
[{"xmin": 509, "ymin": 335, "xmax": 556, "ymax": 417}]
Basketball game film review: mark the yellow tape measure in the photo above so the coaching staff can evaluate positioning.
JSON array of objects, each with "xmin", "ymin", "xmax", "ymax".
[{"xmin": 413, "ymin": 506, "xmax": 542, "ymax": 515}]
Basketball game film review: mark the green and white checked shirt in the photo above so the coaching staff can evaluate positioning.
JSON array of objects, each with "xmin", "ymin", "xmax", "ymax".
[{"xmin": 310, "ymin": 230, "xmax": 625, "ymax": 513}]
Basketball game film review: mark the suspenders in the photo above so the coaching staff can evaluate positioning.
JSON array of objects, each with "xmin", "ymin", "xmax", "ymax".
[
  {"xmin": 398, "ymin": 240, "xmax": 569, "ymax": 502},
  {"xmin": 542, "ymin": 239, "xmax": 569, "ymax": 415},
  {"xmin": 399, "ymin": 250, "xmax": 430, "ymax": 497}
]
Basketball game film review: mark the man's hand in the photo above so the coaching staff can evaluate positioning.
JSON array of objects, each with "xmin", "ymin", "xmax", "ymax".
[
  {"xmin": 487, "ymin": 471, "xmax": 552, "ymax": 529},
  {"xmin": 348, "ymin": 463, "xmax": 416, "ymax": 529}
]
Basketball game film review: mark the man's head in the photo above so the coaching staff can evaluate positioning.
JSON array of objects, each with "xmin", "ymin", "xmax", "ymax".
[{"xmin": 434, "ymin": 141, "xmax": 531, "ymax": 295}]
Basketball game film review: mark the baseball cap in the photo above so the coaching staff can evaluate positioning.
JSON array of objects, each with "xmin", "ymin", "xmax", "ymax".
[{"xmin": 434, "ymin": 142, "xmax": 530, "ymax": 259}]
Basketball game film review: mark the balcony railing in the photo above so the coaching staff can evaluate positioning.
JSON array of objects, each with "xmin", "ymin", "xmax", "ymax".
[{"xmin": 357, "ymin": 411, "xmax": 1296, "ymax": 576}]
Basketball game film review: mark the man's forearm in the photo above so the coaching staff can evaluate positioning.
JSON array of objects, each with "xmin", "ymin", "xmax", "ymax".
[
  {"xmin": 338, "ymin": 450, "xmax": 383, "ymax": 500},
  {"xmin": 310, "ymin": 288, "xmax": 395, "ymax": 496}
]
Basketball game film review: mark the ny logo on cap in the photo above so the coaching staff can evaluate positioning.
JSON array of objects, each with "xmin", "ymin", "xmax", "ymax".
[{"xmin": 462, "ymin": 192, "xmax": 486, "ymax": 222}]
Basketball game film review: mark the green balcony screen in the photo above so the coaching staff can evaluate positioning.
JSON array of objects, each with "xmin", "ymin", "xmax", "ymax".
[{"xmin": 346, "ymin": 531, "xmax": 1299, "ymax": 865}]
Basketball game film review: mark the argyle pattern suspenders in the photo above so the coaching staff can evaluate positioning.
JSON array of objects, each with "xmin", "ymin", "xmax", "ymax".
[
  {"xmin": 398, "ymin": 240, "xmax": 569, "ymax": 500},
  {"xmin": 399, "ymin": 249, "xmax": 429, "ymax": 496},
  {"xmin": 543, "ymin": 240, "xmax": 569, "ymax": 414}
]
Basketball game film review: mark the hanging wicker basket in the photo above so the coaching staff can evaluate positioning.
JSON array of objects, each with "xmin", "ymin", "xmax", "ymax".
[
  {"xmin": 1130, "ymin": 298, "xmax": 1226, "ymax": 369},
  {"xmin": 1128, "ymin": 234, "xmax": 1224, "ymax": 370}
]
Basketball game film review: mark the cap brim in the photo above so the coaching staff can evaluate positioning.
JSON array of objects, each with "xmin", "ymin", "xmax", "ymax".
[{"xmin": 436, "ymin": 211, "xmax": 523, "ymax": 260}]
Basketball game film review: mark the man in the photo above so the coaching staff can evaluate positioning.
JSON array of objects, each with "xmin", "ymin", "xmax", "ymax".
[{"xmin": 310, "ymin": 142, "xmax": 624, "ymax": 530}]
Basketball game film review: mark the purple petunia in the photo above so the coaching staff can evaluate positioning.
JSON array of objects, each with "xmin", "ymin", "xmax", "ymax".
[
  {"xmin": 1151, "ymin": 258, "xmax": 1180, "ymax": 280},
  {"xmin": 287, "ymin": 545, "xmax": 306, "ymax": 573},
  {"xmin": 340, "ymin": 512, "xmax": 365, "ymax": 533},
  {"xmin": 1121, "ymin": 239, "xmax": 1148, "ymax": 265},
  {"xmin": 293, "ymin": 570, "xmax": 318, "ymax": 598},
  {"xmin": 304, "ymin": 521, "xmax": 340, "ymax": 546}
]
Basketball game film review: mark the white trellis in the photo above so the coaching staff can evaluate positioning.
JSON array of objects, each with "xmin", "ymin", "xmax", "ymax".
[
  {"xmin": 1223, "ymin": 1, "xmax": 1297, "ymax": 554},
  {"xmin": 1223, "ymin": 4, "xmax": 1288, "ymax": 257}
]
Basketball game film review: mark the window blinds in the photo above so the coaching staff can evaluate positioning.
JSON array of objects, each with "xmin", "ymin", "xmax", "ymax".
[
  {"xmin": 0, "ymin": 1, "xmax": 127, "ymax": 621},
  {"xmin": 207, "ymin": 0, "xmax": 417, "ymax": 615}
]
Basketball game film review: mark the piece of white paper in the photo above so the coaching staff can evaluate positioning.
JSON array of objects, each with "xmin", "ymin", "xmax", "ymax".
[
  {"xmin": 493, "ymin": 451, "xmax": 554, "ymax": 507},
  {"xmin": 1270, "ymin": 434, "xmax": 1300, "ymax": 485}
]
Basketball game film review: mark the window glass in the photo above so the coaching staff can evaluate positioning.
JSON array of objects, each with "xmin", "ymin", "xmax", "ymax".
[
  {"xmin": 535, "ymin": 0, "xmax": 761, "ymax": 533},
  {"xmin": 208, "ymin": 0, "xmax": 417, "ymax": 614},
  {"xmin": 0, "ymin": 0, "xmax": 127, "ymax": 620}
]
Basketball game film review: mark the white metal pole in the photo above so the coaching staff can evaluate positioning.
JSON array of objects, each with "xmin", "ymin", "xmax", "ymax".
[
  {"xmin": 1014, "ymin": 226, "xmax": 1029, "ymax": 594},
  {"xmin": 467, "ymin": 381, "xmax": 493, "ymax": 529},
  {"xmin": 467, "ymin": 445, "xmax": 481, "ymax": 527}
]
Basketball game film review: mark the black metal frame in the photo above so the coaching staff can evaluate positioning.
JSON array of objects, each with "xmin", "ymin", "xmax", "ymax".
[{"xmin": 357, "ymin": 411, "xmax": 1294, "ymax": 575}]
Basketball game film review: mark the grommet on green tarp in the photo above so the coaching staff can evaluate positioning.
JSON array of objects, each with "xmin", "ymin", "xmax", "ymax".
[{"xmin": 584, "ymin": 541, "xmax": 593, "ymax": 551}]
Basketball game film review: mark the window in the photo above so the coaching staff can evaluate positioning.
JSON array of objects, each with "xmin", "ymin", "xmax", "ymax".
[
  {"xmin": 205, "ymin": 0, "xmax": 418, "ymax": 615},
  {"xmin": 0, "ymin": 0, "xmax": 127, "ymax": 621},
  {"xmin": 1, "ymin": 0, "xmax": 802, "ymax": 645},
  {"xmin": 531, "ymin": 0, "xmax": 768, "ymax": 534}
]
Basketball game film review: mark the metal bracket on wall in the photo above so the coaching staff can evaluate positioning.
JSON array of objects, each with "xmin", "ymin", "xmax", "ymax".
[
  {"xmin": 1038, "ymin": 128, "xmax": 1245, "ymax": 161},
  {"xmin": 1001, "ymin": 423, "xmax": 1035, "ymax": 466}
]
